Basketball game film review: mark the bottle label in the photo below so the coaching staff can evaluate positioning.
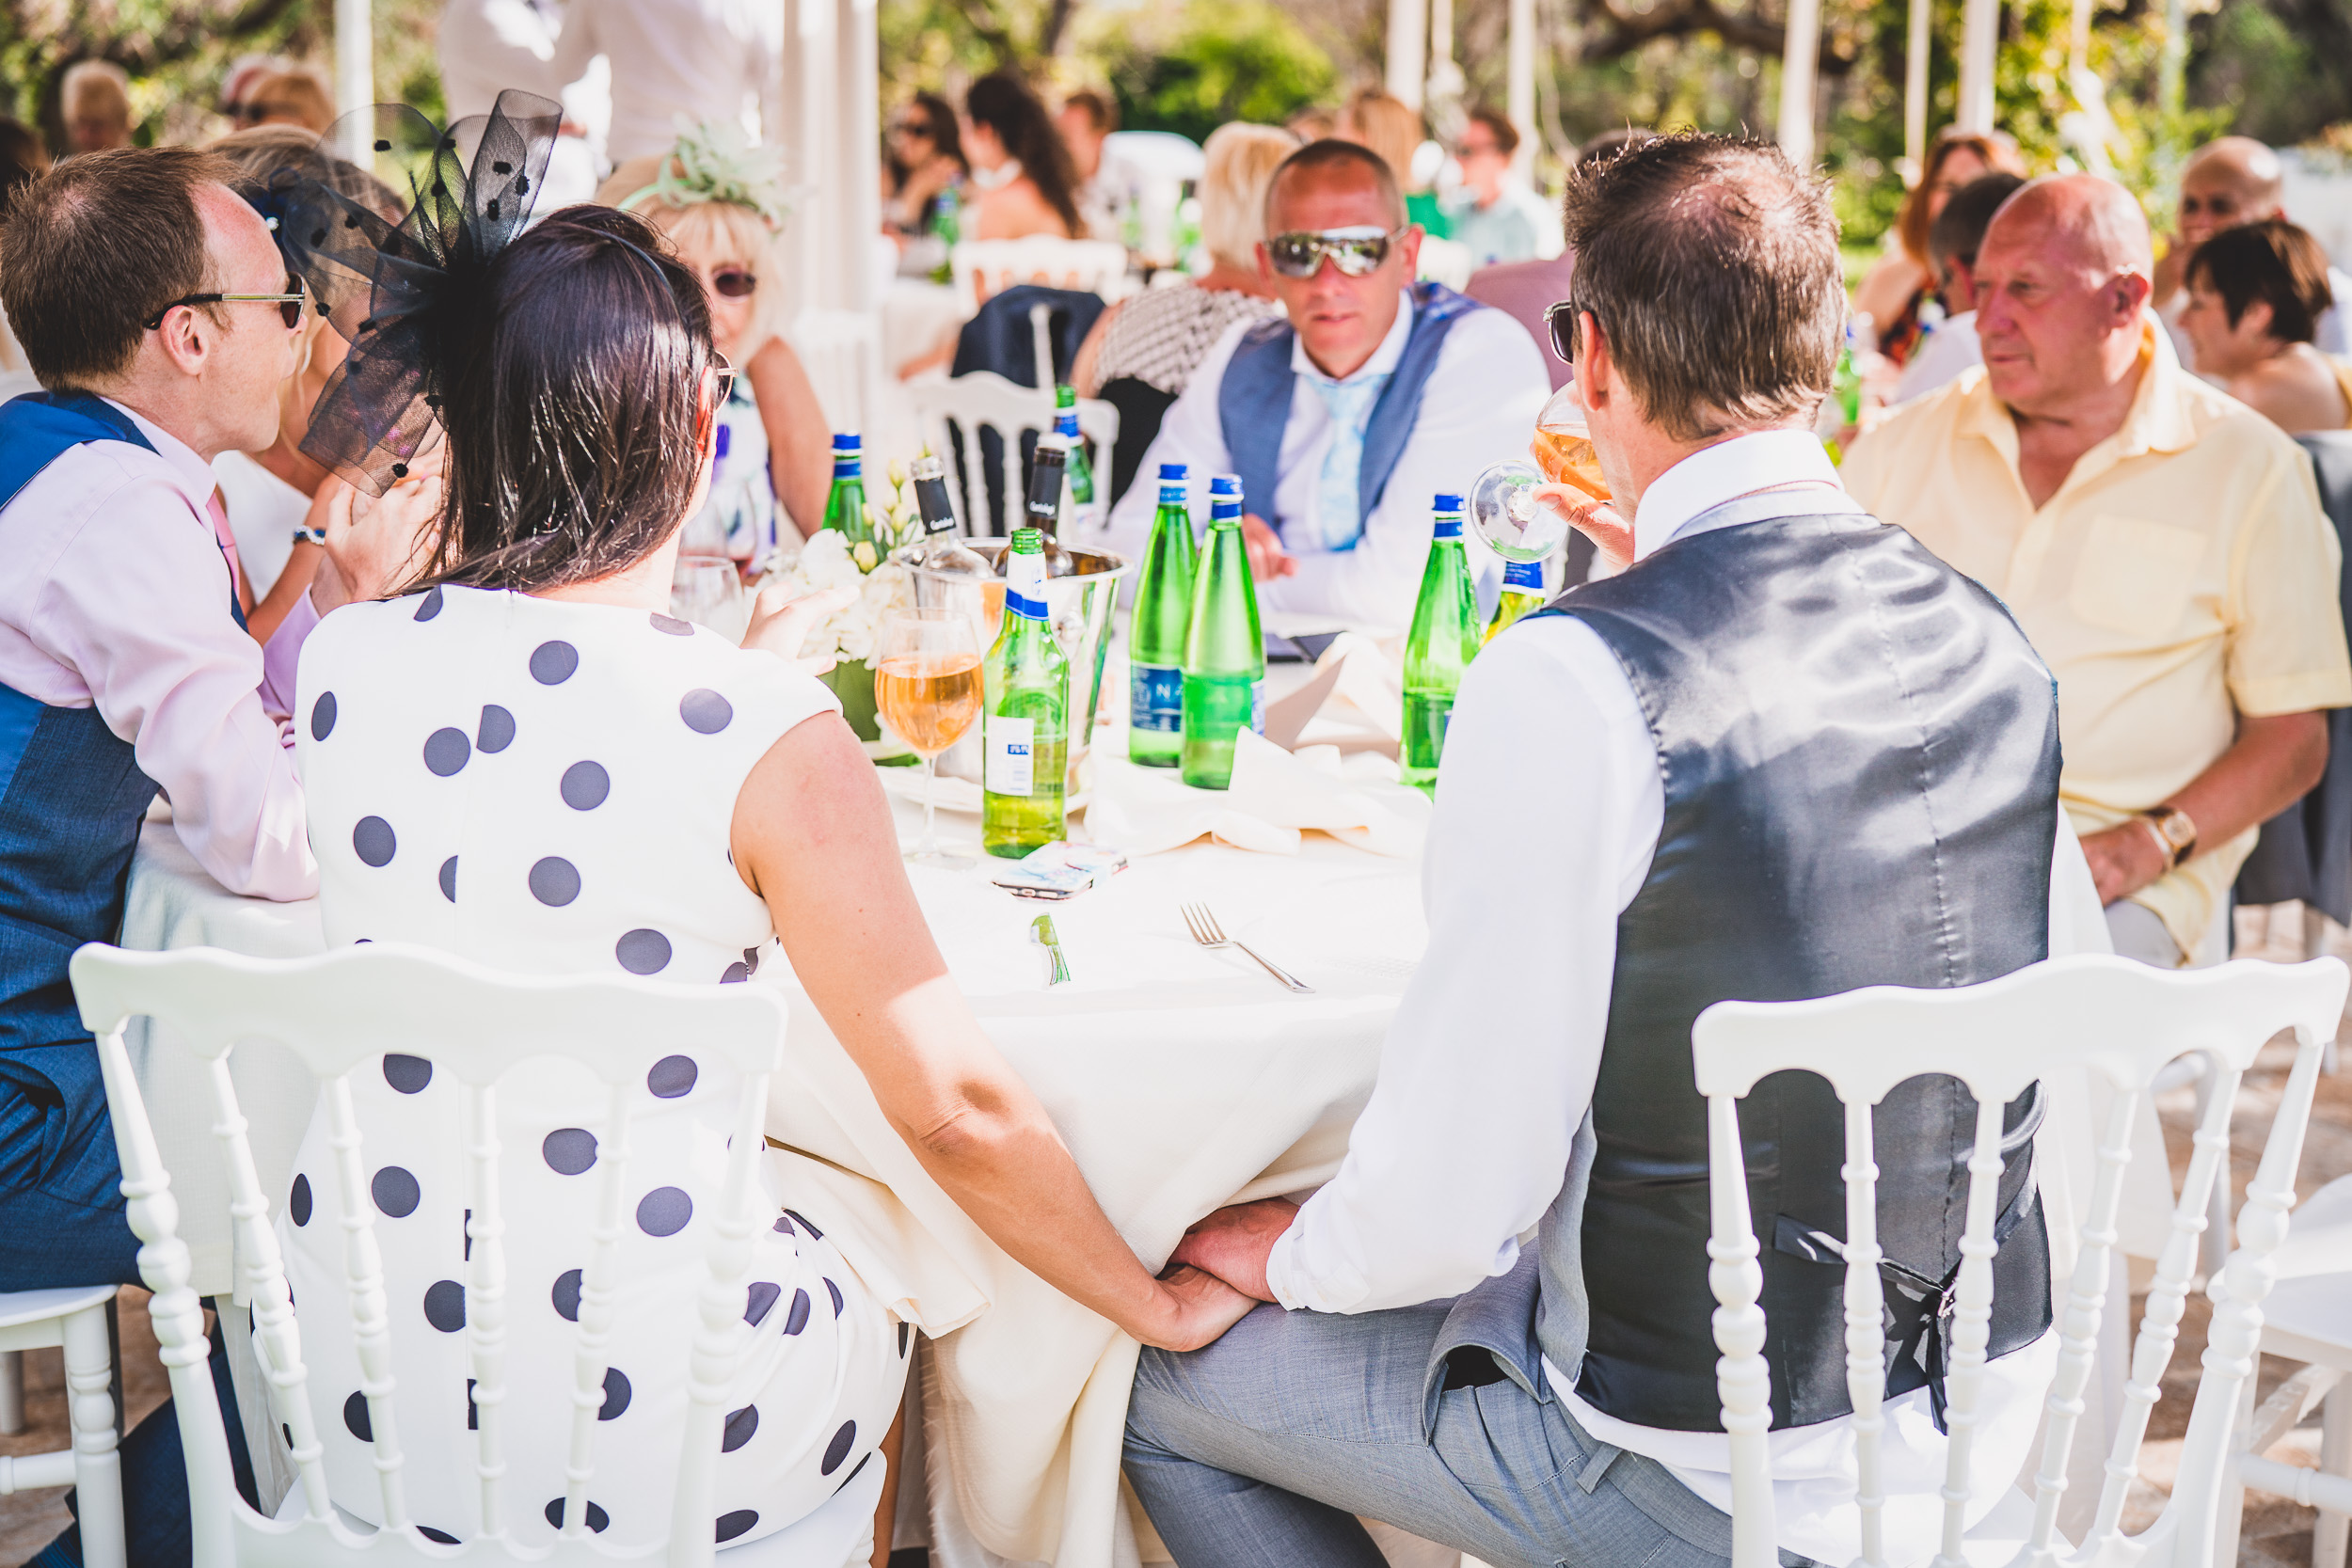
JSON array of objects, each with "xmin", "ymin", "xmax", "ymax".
[
  {"xmin": 834, "ymin": 459, "xmax": 860, "ymax": 480},
  {"xmin": 1131, "ymin": 663, "xmax": 1183, "ymax": 733},
  {"xmin": 986, "ymin": 716, "xmax": 1035, "ymax": 797},
  {"xmin": 1008, "ymin": 589, "xmax": 1048, "ymax": 622},
  {"xmin": 1503, "ymin": 559, "xmax": 1545, "ymax": 590},
  {"xmin": 1251, "ymin": 679, "xmax": 1265, "ymax": 735}
]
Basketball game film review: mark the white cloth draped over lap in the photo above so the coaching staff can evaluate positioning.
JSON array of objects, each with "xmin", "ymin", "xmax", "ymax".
[{"xmin": 280, "ymin": 584, "xmax": 908, "ymax": 1550}]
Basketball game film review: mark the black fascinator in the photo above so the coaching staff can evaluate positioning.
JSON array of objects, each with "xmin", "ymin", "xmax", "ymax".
[{"xmin": 272, "ymin": 90, "xmax": 563, "ymax": 495}]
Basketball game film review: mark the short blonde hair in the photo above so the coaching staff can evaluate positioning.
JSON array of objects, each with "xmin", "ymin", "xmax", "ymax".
[
  {"xmin": 248, "ymin": 68, "xmax": 335, "ymax": 135},
  {"xmin": 61, "ymin": 62, "xmax": 133, "ymax": 128},
  {"xmin": 1199, "ymin": 123, "xmax": 1297, "ymax": 273},
  {"xmin": 596, "ymin": 153, "xmax": 787, "ymax": 360},
  {"xmin": 1338, "ymin": 89, "xmax": 1422, "ymax": 193}
]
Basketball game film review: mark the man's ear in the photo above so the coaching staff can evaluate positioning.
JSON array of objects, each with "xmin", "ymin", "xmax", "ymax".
[
  {"xmin": 1395, "ymin": 223, "xmax": 1422, "ymax": 278},
  {"xmin": 1578, "ymin": 311, "xmax": 1613, "ymax": 414},
  {"xmin": 2111, "ymin": 269, "xmax": 2153, "ymax": 325},
  {"xmin": 153, "ymin": 309, "xmax": 215, "ymax": 379},
  {"xmin": 1255, "ymin": 241, "xmax": 1274, "ymax": 289}
]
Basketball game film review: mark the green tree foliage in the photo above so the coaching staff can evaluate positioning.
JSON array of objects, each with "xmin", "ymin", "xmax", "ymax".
[{"xmin": 1089, "ymin": 0, "xmax": 1339, "ymax": 145}]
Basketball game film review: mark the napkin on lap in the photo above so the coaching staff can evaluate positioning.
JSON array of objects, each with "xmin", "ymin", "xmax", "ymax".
[{"xmin": 1086, "ymin": 731, "xmax": 1430, "ymax": 857}]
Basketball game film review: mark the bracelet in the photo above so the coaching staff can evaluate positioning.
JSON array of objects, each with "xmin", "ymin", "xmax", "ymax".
[
  {"xmin": 2137, "ymin": 815, "xmax": 2176, "ymax": 869},
  {"xmin": 293, "ymin": 525, "xmax": 327, "ymax": 547}
]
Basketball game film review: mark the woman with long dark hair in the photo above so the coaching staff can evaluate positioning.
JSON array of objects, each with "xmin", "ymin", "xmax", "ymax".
[
  {"xmin": 1851, "ymin": 129, "xmax": 2026, "ymax": 364},
  {"xmin": 276, "ymin": 95, "xmax": 1247, "ymax": 1560},
  {"xmin": 885, "ymin": 90, "xmax": 965, "ymax": 240},
  {"xmin": 961, "ymin": 71, "xmax": 1081, "ymax": 240}
]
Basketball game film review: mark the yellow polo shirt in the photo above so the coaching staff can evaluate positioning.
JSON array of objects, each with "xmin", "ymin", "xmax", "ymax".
[{"xmin": 1844, "ymin": 342, "xmax": 2352, "ymax": 960}]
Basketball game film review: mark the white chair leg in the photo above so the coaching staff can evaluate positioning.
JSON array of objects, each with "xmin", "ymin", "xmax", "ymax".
[
  {"xmin": 2319, "ymin": 1381, "xmax": 2352, "ymax": 1568},
  {"xmin": 2192, "ymin": 1053, "xmax": 2233, "ymax": 1281},
  {"xmin": 0, "ymin": 1348, "xmax": 23, "ymax": 1434},
  {"xmin": 63, "ymin": 1303, "xmax": 125, "ymax": 1568}
]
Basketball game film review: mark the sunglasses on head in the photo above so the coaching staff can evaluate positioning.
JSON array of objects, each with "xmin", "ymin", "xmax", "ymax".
[
  {"xmin": 144, "ymin": 273, "xmax": 308, "ymax": 333},
  {"xmin": 1264, "ymin": 225, "xmax": 1408, "ymax": 279},
  {"xmin": 711, "ymin": 267, "xmax": 756, "ymax": 299}
]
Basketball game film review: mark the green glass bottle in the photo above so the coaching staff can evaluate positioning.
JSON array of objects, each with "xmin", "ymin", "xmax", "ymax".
[
  {"xmin": 1179, "ymin": 475, "xmax": 1263, "ymax": 790},
  {"xmin": 820, "ymin": 433, "xmax": 871, "ymax": 546},
  {"xmin": 1128, "ymin": 462, "xmax": 1197, "ymax": 768},
  {"xmin": 1485, "ymin": 557, "xmax": 1547, "ymax": 645},
  {"xmin": 981, "ymin": 529, "xmax": 1069, "ymax": 858},
  {"xmin": 1400, "ymin": 494, "xmax": 1480, "ymax": 795},
  {"xmin": 1052, "ymin": 386, "xmax": 1097, "ymax": 533}
]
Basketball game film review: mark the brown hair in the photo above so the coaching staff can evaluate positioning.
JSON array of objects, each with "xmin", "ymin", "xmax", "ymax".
[
  {"xmin": 1337, "ymin": 89, "xmax": 1422, "ymax": 193},
  {"xmin": 1463, "ymin": 108, "xmax": 1519, "ymax": 159},
  {"xmin": 1559, "ymin": 132, "xmax": 1842, "ymax": 443},
  {"xmin": 1896, "ymin": 130, "xmax": 2026, "ymax": 268},
  {"xmin": 247, "ymin": 68, "xmax": 336, "ymax": 135},
  {"xmin": 0, "ymin": 118, "xmax": 50, "ymax": 212},
  {"xmin": 0, "ymin": 146, "xmax": 234, "ymax": 387},
  {"xmin": 1061, "ymin": 89, "xmax": 1118, "ymax": 135},
  {"xmin": 966, "ymin": 73, "xmax": 1083, "ymax": 237},
  {"xmin": 1926, "ymin": 170, "xmax": 2025, "ymax": 272},
  {"xmin": 2185, "ymin": 216, "xmax": 2336, "ymax": 346},
  {"xmin": 1266, "ymin": 137, "xmax": 1404, "ymax": 230}
]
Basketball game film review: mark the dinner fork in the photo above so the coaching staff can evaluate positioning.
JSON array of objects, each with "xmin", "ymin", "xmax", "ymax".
[{"xmin": 1181, "ymin": 902, "xmax": 1313, "ymax": 993}]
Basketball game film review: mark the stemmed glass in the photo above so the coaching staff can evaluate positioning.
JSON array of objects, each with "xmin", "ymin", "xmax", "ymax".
[
  {"xmin": 875, "ymin": 609, "xmax": 984, "ymax": 868},
  {"xmin": 1467, "ymin": 384, "xmax": 1612, "ymax": 563},
  {"xmin": 673, "ymin": 554, "xmax": 749, "ymax": 641}
]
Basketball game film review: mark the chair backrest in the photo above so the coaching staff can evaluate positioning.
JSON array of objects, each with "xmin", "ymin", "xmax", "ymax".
[
  {"xmin": 948, "ymin": 237, "xmax": 1131, "ymax": 316},
  {"xmin": 908, "ymin": 372, "xmax": 1119, "ymax": 538},
  {"xmin": 70, "ymin": 940, "xmax": 789, "ymax": 1566},
  {"xmin": 1692, "ymin": 952, "xmax": 2347, "ymax": 1568}
]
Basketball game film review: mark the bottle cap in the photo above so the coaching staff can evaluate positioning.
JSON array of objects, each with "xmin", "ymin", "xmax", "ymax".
[
  {"xmin": 1009, "ymin": 527, "xmax": 1043, "ymax": 553},
  {"xmin": 910, "ymin": 453, "xmax": 945, "ymax": 481},
  {"xmin": 1433, "ymin": 493, "xmax": 1464, "ymax": 513},
  {"xmin": 832, "ymin": 433, "xmax": 861, "ymax": 451},
  {"xmin": 1055, "ymin": 385, "xmax": 1076, "ymax": 407},
  {"xmin": 1158, "ymin": 462, "xmax": 1188, "ymax": 481},
  {"xmin": 1209, "ymin": 474, "xmax": 1241, "ymax": 497}
]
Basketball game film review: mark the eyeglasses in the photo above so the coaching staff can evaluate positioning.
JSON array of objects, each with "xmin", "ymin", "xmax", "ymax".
[
  {"xmin": 218, "ymin": 102, "xmax": 268, "ymax": 125},
  {"xmin": 1543, "ymin": 298, "xmax": 1588, "ymax": 364},
  {"xmin": 711, "ymin": 267, "xmax": 756, "ymax": 299},
  {"xmin": 710, "ymin": 351, "xmax": 737, "ymax": 405},
  {"xmin": 1264, "ymin": 225, "xmax": 1409, "ymax": 279},
  {"xmin": 892, "ymin": 119, "xmax": 935, "ymax": 141},
  {"xmin": 2178, "ymin": 193, "xmax": 2246, "ymax": 219},
  {"xmin": 143, "ymin": 275, "xmax": 308, "ymax": 332}
]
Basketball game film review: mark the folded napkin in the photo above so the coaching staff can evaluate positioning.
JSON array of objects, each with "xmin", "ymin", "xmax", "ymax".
[{"xmin": 1085, "ymin": 730, "xmax": 1431, "ymax": 857}]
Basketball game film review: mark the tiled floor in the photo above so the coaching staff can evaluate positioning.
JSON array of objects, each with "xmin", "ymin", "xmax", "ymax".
[{"xmin": 6, "ymin": 905, "xmax": 2350, "ymax": 1568}]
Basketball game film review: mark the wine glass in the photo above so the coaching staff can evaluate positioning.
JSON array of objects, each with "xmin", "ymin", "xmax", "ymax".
[
  {"xmin": 1467, "ymin": 384, "xmax": 1612, "ymax": 563},
  {"xmin": 875, "ymin": 609, "xmax": 984, "ymax": 867},
  {"xmin": 673, "ymin": 554, "xmax": 749, "ymax": 641}
]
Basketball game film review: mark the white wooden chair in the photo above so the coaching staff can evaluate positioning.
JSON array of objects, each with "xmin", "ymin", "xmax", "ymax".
[
  {"xmin": 1692, "ymin": 951, "xmax": 2347, "ymax": 1568},
  {"xmin": 948, "ymin": 237, "xmax": 1132, "ymax": 314},
  {"xmin": 70, "ymin": 939, "xmax": 882, "ymax": 1568},
  {"xmin": 0, "ymin": 1283, "xmax": 124, "ymax": 1568},
  {"xmin": 909, "ymin": 370, "xmax": 1119, "ymax": 538},
  {"xmin": 2231, "ymin": 1170, "xmax": 2352, "ymax": 1568}
]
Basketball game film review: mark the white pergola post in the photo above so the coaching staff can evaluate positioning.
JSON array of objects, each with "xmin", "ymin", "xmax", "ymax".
[
  {"xmin": 796, "ymin": 0, "xmax": 843, "ymax": 313},
  {"xmin": 1386, "ymin": 0, "xmax": 1427, "ymax": 111},
  {"xmin": 333, "ymin": 0, "xmax": 373, "ymax": 158},
  {"xmin": 1508, "ymin": 0, "xmax": 1537, "ymax": 181},
  {"xmin": 1957, "ymin": 0, "xmax": 1998, "ymax": 133},
  {"xmin": 1776, "ymin": 0, "xmax": 1822, "ymax": 168},
  {"xmin": 1903, "ymin": 0, "xmax": 1931, "ymax": 183},
  {"xmin": 836, "ymin": 0, "xmax": 882, "ymax": 317}
]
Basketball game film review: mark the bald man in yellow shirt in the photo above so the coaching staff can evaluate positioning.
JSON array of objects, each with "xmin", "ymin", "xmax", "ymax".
[{"xmin": 1845, "ymin": 173, "xmax": 2352, "ymax": 965}]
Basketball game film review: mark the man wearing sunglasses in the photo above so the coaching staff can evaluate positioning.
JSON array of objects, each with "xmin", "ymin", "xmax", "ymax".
[
  {"xmin": 2152, "ymin": 136, "xmax": 2348, "ymax": 362},
  {"xmin": 1099, "ymin": 139, "xmax": 1546, "ymax": 628}
]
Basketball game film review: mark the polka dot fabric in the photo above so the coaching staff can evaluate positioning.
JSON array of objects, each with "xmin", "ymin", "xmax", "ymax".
[{"xmin": 281, "ymin": 586, "xmax": 902, "ymax": 1550}]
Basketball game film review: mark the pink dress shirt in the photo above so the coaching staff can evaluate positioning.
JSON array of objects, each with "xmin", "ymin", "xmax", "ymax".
[{"xmin": 0, "ymin": 399, "xmax": 317, "ymax": 900}]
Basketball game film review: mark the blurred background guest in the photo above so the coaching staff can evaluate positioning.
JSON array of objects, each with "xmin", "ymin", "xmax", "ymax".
[
  {"xmin": 1444, "ymin": 108, "xmax": 1549, "ymax": 265},
  {"xmin": 548, "ymin": 0, "xmax": 786, "ymax": 163},
  {"xmin": 961, "ymin": 72, "xmax": 1082, "ymax": 241},
  {"xmin": 59, "ymin": 60, "xmax": 136, "ymax": 154},
  {"xmin": 214, "ymin": 53, "xmax": 285, "ymax": 132},
  {"xmin": 1337, "ymin": 87, "xmax": 1445, "ymax": 238},
  {"xmin": 436, "ymin": 0, "xmax": 565, "ymax": 119},
  {"xmin": 241, "ymin": 66, "xmax": 335, "ymax": 135},
  {"xmin": 1073, "ymin": 121, "xmax": 1293, "ymax": 501},
  {"xmin": 0, "ymin": 118, "xmax": 48, "ymax": 397},
  {"xmin": 885, "ymin": 91, "xmax": 966, "ymax": 244},
  {"xmin": 1893, "ymin": 169, "xmax": 2026, "ymax": 404},
  {"xmin": 1059, "ymin": 87, "xmax": 1137, "ymax": 242},
  {"xmin": 603, "ymin": 124, "xmax": 834, "ymax": 559},
  {"xmin": 2154, "ymin": 135, "xmax": 2349, "ymax": 359},
  {"xmin": 208, "ymin": 125, "xmax": 405, "ymax": 636},
  {"xmin": 1287, "ymin": 105, "xmax": 1335, "ymax": 143},
  {"xmin": 2179, "ymin": 216, "xmax": 2352, "ymax": 434},
  {"xmin": 1851, "ymin": 128, "xmax": 2026, "ymax": 364}
]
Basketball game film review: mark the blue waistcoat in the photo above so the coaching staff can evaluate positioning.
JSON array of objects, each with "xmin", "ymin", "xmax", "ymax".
[
  {"xmin": 0, "ymin": 392, "xmax": 227, "ymax": 1049},
  {"xmin": 1215, "ymin": 281, "xmax": 1479, "ymax": 546}
]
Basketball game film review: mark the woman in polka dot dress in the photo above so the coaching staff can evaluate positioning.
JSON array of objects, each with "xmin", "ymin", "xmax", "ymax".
[{"xmin": 275, "ymin": 202, "xmax": 1254, "ymax": 1558}]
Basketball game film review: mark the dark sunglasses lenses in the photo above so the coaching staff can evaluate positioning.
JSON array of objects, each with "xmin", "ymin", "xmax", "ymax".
[
  {"xmin": 713, "ymin": 269, "xmax": 756, "ymax": 298},
  {"xmin": 280, "ymin": 277, "xmax": 305, "ymax": 330},
  {"xmin": 1267, "ymin": 233, "xmax": 1390, "ymax": 278},
  {"xmin": 1545, "ymin": 304, "xmax": 1575, "ymax": 363}
]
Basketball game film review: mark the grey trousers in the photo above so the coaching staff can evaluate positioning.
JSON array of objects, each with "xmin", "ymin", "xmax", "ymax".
[{"xmin": 1125, "ymin": 1291, "xmax": 1820, "ymax": 1568}]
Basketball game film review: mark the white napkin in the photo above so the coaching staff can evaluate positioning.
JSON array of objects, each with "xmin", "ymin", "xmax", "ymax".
[{"xmin": 1085, "ymin": 730, "xmax": 1431, "ymax": 857}]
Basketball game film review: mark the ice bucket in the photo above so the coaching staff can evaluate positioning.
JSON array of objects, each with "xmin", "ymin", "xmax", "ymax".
[{"xmin": 909, "ymin": 540, "xmax": 1132, "ymax": 790}]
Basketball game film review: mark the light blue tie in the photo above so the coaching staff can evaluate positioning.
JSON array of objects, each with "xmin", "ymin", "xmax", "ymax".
[{"xmin": 1305, "ymin": 372, "xmax": 1390, "ymax": 552}]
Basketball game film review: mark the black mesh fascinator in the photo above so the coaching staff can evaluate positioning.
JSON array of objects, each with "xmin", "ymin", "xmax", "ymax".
[{"xmin": 271, "ymin": 90, "xmax": 563, "ymax": 495}]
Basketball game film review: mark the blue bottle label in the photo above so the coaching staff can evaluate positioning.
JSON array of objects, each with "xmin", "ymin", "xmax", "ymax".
[
  {"xmin": 1251, "ymin": 679, "xmax": 1265, "ymax": 735},
  {"xmin": 833, "ymin": 457, "xmax": 860, "ymax": 480},
  {"xmin": 1503, "ymin": 558, "xmax": 1544, "ymax": 590},
  {"xmin": 1131, "ymin": 663, "xmax": 1183, "ymax": 732},
  {"xmin": 1008, "ymin": 589, "xmax": 1048, "ymax": 622}
]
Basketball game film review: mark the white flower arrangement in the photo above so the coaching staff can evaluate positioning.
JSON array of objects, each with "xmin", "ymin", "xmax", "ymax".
[{"xmin": 767, "ymin": 458, "xmax": 925, "ymax": 664}]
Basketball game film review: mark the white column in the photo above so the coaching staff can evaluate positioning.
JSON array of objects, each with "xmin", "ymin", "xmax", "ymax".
[
  {"xmin": 1776, "ymin": 0, "xmax": 1822, "ymax": 168},
  {"xmin": 1508, "ymin": 0, "xmax": 1537, "ymax": 181},
  {"xmin": 333, "ymin": 0, "xmax": 373, "ymax": 159},
  {"xmin": 1386, "ymin": 0, "xmax": 1427, "ymax": 112},
  {"xmin": 2156, "ymin": 0, "xmax": 2187, "ymax": 117},
  {"xmin": 1957, "ymin": 0, "xmax": 1998, "ymax": 134},
  {"xmin": 836, "ymin": 0, "xmax": 882, "ymax": 316},
  {"xmin": 797, "ymin": 0, "xmax": 843, "ymax": 312},
  {"xmin": 1903, "ymin": 0, "xmax": 1931, "ymax": 184}
]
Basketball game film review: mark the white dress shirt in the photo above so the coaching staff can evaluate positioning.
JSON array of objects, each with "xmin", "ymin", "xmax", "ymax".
[
  {"xmin": 1265, "ymin": 429, "xmax": 2077, "ymax": 1566},
  {"xmin": 0, "ymin": 401, "xmax": 316, "ymax": 899},
  {"xmin": 548, "ymin": 0, "xmax": 787, "ymax": 163},
  {"xmin": 1096, "ymin": 292, "xmax": 1549, "ymax": 631}
]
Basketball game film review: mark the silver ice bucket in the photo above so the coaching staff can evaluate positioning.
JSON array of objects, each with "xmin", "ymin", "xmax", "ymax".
[{"xmin": 910, "ymin": 540, "xmax": 1132, "ymax": 789}]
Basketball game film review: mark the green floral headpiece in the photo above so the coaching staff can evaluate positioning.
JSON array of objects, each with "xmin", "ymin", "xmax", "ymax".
[{"xmin": 618, "ymin": 118, "xmax": 803, "ymax": 231}]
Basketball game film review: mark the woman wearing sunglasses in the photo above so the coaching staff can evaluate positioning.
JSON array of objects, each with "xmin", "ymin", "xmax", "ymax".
[
  {"xmin": 602, "ymin": 125, "xmax": 833, "ymax": 569},
  {"xmin": 884, "ymin": 93, "xmax": 967, "ymax": 244}
]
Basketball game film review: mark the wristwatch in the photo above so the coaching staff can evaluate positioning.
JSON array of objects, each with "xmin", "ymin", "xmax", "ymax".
[{"xmin": 2137, "ymin": 804, "xmax": 2199, "ymax": 867}]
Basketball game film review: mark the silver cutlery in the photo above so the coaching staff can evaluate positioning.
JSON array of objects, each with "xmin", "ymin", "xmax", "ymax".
[
  {"xmin": 1030, "ymin": 913, "xmax": 1073, "ymax": 986},
  {"xmin": 1181, "ymin": 902, "xmax": 1312, "ymax": 993}
]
